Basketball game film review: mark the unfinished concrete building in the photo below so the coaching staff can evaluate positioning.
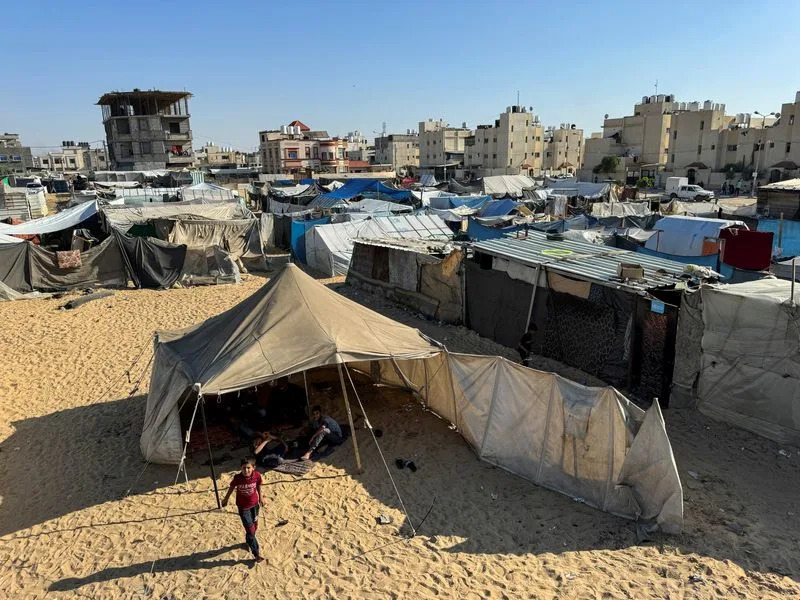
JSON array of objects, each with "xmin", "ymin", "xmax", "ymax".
[{"xmin": 97, "ymin": 89, "xmax": 193, "ymax": 170}]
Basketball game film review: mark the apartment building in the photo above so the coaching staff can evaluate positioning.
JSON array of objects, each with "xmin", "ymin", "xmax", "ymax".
[
  {"xmin": 580, "ymin": 94, "xmax": 675, "ymax": 182},
  {"xmin": 374, "ymin": 132, "xmax": 419, "ymax": 174},
  {"xmin": 0, "ymin": 133, "xmax": 34, "ymax": 173},
  {"xmin": 97, "ymin": 89, "xmax": 193, "ymax": 171},
  {"xmin": 542, "ymin": 125, "xmax": 584, "ymax": 175},
  {"xmin": 259, "ymin": 120, "xmax": 348, "ymax": 174},
  {"xmin": 463, "ymin": 106, "xmax": 544, "ymax": 177},
  {"xmin": 41, "ymin": 141, "xmax": 108, "ymax": 172},
  {"xmin": 418, "ymin": 119, "xmax": 472, "ymax": 176}
]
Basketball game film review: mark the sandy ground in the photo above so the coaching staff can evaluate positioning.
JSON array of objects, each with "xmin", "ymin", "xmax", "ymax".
[{"xmin": 1, "ymin": 273, "xmax": 800, "ymax": 599}]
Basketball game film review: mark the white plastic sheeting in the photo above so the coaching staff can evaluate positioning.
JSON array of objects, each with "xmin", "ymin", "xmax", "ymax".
[
  {"xmin": 102, "ymin": 200, "xmax": 250, "ymax": 229},
  {"xmin": 645, "ymin": 215, "xmax": 745, "ymax": 256},
  {"xmin": 181, "ymin": 182, "xmax": 237, "ymax": 202},
  {"xmin": 482, "ymin": 175, "xmax": 536, "ymax": 198},
  {"xmin": 696, "ymin": 280, "xmax": 800, "ymax": 445},
  {"xmin": 304, "ymin": 215, "xmax": 452, "ymax": 277},
  {"xmin": 344, "ymin": 199, "xmax": 413, "ymax": 214},
  {"xmin": 0, "ymin": 201, "xmax": 98, "ymax": 235},
  {"xmin": 591, "ymin": 202, "xmax": 652, "ymax": 218},
  {"xmin": 0, "ymin": 232, "xmax": 24, "ymax": 244}
]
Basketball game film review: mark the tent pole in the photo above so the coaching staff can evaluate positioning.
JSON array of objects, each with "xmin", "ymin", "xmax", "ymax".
[
  {"xmin": 302, "ymin": 371, "xmax": 312, "ymax": 419},
  {"xmin": 199, "ymin": 393, "xmax": 222, "ymax": 509},
  {"xmin": 338, "ymin": 363, "xmax": 363, "ymax": 474}
]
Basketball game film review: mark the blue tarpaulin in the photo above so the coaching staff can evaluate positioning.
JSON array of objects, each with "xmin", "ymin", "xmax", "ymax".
[
  {"xmin": 299, "ymin": 178, "xmax": 315, "ymax": 185},
  {"xmin": 291, "ymin": 217, "xmax": 330, "ymax": 263},
  {"xmin": 758, "ymin": 218, "xmax": 800, "ymax": 257},
  {"xmin": 467, "ymin": 219, "xmax": 524, "ymax": 241},
  {"xmin": 316, "ymin": 178, "xmax": 411, "ymax": 201},
  {"xmin": 449, "ymin": 195, "xmax": 492, "ymax": 209},
  {"xmin": 479, "ymin": 199, "xmax": 519, "ymax": 217}
]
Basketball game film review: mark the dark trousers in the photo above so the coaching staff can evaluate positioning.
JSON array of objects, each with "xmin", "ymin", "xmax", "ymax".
[{"xmin": 238, "ymin": 505, "xmax": 260, "ymax": 557}]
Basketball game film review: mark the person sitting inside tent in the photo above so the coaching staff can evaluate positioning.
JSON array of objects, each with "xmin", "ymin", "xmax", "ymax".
[
  {"xmin": 252, "ymin": 431, "xmax": 288, "ymax": 470},
  {"xmin": 301, "ymin": 405, "xmax": 344, "ymax": 461}
]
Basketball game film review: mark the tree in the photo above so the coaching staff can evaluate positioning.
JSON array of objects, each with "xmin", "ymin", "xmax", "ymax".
[
  {"xmin": 592, "ymin": 155, "xmax": 620, "ymax": 175},
  {"xmin": 636, "ymin": 176, "xmax": 654, "ymax": 189}
]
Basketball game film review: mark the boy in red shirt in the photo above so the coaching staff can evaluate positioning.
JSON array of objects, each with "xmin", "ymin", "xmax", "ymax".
[{"xmin": 222, "ymin": 457, "xmax": 265, "ymax": 562}]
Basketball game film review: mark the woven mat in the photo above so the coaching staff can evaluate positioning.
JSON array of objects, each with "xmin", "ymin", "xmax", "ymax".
[{"xmin": 274, "ymin": 460, "xmax": 315, "ymax": 475}]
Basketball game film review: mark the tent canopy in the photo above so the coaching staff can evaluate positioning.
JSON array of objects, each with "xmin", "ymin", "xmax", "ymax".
[
  {"xmin": 155, "ymin": 263, "xmax": 441, "ymax": 394},
  {"xmin": 645, "ymin": 215, "xmax": 746, "ymax": 256}
]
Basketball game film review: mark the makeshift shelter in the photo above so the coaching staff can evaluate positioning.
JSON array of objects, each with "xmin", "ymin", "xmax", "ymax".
[
  {"xmin": 591, "ymin": 202, "xmax": 652, "ymax": 218},
  {"xmin": 757, "ymin": 178, "xmax": 800, "ymax": 218},
  {"xmin": 141, "ymin": 264, "xmax": 682, "ymax": 532},
  {"xmin": 482, "ymin": 175, "xmax": 536, "ymax": 198},
  {"xmin": 28, "ymin": 236, "xmax": 127, "ymax": 291},
  {"xmin": 0, "ymin": 201, "xmax": 97, "ymax": 236},
  {"xmin": 314, "ymin": 179, "xmax": 412, "ymax": 203},
  {"xmin": 347, "ymin": 239, "xmax": 464, "ymax": 323},
  {"xmin": 181, "ymin": 182, "xmax": 236, "ymax": 202},
  {"xmin": 304, "ymin": 215, "xmax": 453, "ymax": 277},
  {"xmin": 672, "ymin": 280, "xmax": 800, "ymax": 445},
  {"xmin": 645, "ymin": 215, "xmax": 746, "ymax": 256},
  {"xmin": 101, "ymin": 200, "xmax": 250, "ymax": 232},
  {"xmin": 467, "ymin": 231, "xmax": 714, "ymax": 403},
  {"xmin": 113, "ymin": 231, "xmax": 187, "ymax": 289}
]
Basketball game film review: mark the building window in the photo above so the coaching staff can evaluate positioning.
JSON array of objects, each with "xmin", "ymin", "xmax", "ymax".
[
  {"xmin": 711, "ymin": 144, "xmax": 715, "ymax": 150},
  {"xmin": 511, "ymin": 126, "xmax": 514, "ymax": 132},
  {"xmin": 673, "ymin": 130, "xmax": 677, "ymax": 140},
  {"xmin": 535, "ymin": 136, "xmax": 540, "ymax": 142},
  {"xmin": 493, "ymin": 138, "xmax": 497, "ymax": 143},
  {"xmin": 288, "ymin": 150, "xmax": 298, "ymax": 159},
  {"xmin": 117, "ymin": 120, "xmax": 130, "ymax": 134},
  {"xmin": 787, "ymin": 143, "xmax": 792, "ymax": 153},
  {"xmin": 313, "ymin": 147, "xmax": 318, "ymax": 158},
  {"xmin": 510, "ymin": 142, "xmax": 513, "ymax": 149},
  {"xmin": 790, "ymin": 115, "xmax": 795, "ymax": 126},
  {"xmin": 492, "ymin": 154, "xmax": 496, "ymax": 159},
  {"xmin": 546, "ymin": 152, "xmax": 551, "ymax": 158},
  {"xmin": 119, "ymin": 142, "xmax": 133, "ymax": 157},
  {"xmin": 769, "ymin": 141, "xmax": 775, "ymax": 148},
  {"xmin": 700, "ymin": 120, "xmax": 704, "ymax": 130},
  {"xmin": 671, "ymin": 154, "xmax": 675, "ymax": 163},
  {"xmin": 141, "ymin": 141, "xmax": 152, "ymax": 154},
  {"xmin": 535, "ymin": 152, "xmax": 540, "ymax": 158},
  {"xmin": 697, "ymin": 145, "xmax": 702, "ymax": 154},
  {"xmin": 0, "ymin": 155, "xmax": 7, "ymax": 162},
  {"xmin": 727, "ymin": 144, "xmax": 738, "ymax": 151},
  {"xmin": 169, "ymin": 122, "xmax": 181, "ymax": 134},
  {"xmin": 305, "ymin": 147, "xmax": 311, "ymax": 158},
  {"xmin": 138, "ymin": 118, "xmax": 149, "ymax": 131},
  {"xmin": 261, "ymin": 134, "xmax": 266, "ymax": 142}
]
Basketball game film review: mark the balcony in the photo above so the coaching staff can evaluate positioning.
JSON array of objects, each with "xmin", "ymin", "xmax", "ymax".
[
  {"xmin": 164, "ymin": 131, "xmax": 192, "ymax": 141},
  {"xmin": 167, "ymin": 152, "xmax": 194, "ymax": 165}
]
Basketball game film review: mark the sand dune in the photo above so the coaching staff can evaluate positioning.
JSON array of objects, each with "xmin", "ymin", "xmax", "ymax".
[{"xmin": 1, "ymin": 275, "xmax": 799, "ymax": 598}]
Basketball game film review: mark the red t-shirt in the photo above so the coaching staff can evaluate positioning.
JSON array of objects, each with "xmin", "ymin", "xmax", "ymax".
[{"xmin": 229, "ymin": 471, "xmax": 262, "ymax": 509}]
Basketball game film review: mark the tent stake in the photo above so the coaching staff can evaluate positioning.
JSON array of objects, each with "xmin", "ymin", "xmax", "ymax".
[
  {"xmin": 199, "ymin": 393, "xmax": 221, "ymax": 509},
  {"xmin": 338, "ymin": 363, "xmax": 363, "ymax": 474}
]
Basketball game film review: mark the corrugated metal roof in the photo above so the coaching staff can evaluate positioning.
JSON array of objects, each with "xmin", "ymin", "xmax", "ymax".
[{"xmin": 473, "ymin": 230, "xmax": 697, "ymax": 294}]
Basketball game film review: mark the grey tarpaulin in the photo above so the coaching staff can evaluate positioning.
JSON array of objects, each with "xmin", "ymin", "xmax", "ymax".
[
  {"xmin": 28, "ymin": 236, "xmax": 127, "ymax": 291},
  {"xmin": 273, "ymin": 215, "xmax": 292, "ymax": 250},
  {"xmin": 113, "ymin": 230, "xmax": 187, "ymax": 289},
  {"xmin": 0, "ymin": 242, "xmax": 32, "ymax": 292},
  {"xmin": 180, "ymin": 246, "xmax": 240, "ymax": 286},
  {"xmin": 259, "ymin": 213, "xmax": 275, "ymax": 248},
  {"xmin": 696, "ymin": 280, "xmax": 800, "ymax": 444},
  {"xmin": 670, "ymin": 289, "xmax": 703, "ymax": 408},
  {"xmin": 169, "ymin": 219, "xmax": 263, "ymax": 260}
]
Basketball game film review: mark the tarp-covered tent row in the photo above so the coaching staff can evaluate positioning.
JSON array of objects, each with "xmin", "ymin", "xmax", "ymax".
[
  {"xmin": 304, "ymin": 215, "xmax": 453, "ymax": 277},
  {"xmin": 672, "ymin": 280, "xmax": 800, "ymax": 445},
  {"xmin": 315, "ymin": 178, "xmax": 412, "ymax": 202},
  {"xmin": 141, "ymin": 264, "xmax": 682, "ymax": 533},
  {"xmin": 101, "ymin": 199, "xmax": 251, "ymax": 231}
]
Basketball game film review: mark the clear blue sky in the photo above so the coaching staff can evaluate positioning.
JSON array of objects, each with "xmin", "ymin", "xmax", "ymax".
[{"xmin": 3, "ymin": 1, "xmax": 799, "ymax": 153}]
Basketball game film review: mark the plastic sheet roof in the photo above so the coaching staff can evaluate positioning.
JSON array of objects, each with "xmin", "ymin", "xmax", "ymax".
[
  {"xmin": 474, "ymin": 230, "xmax": 697, "ymax": 294},
  {"xmin": 0, "ymin": 201, "xmax": 98, "ymax": 235}
]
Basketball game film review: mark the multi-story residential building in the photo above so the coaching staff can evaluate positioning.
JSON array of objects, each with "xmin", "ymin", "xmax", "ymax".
[
  {"xmin": 542, "ymin": 125, "xmax": 584, "ymax": 175},
  {"xmin": 259, "ymin": 120, "xmax": 349, "ymax": 174},
  {"xmin": 464, "ymin": 106, "xmax": 544, "ymax": 177},
  {"xmin": 0, "ymin": 133, "xmax": 34, "ymax": 173},
  {"xmin": 41, "ymin": 141, "xmax": 109, "ymax": 172},
  {"xmin": 97, "ymin": 89, "xmax": 193, "ymax": 171},
  {"xmin": 195, "ymin": 142, "xmax": 245, "ymax": 168},
  {"xmin": 345, "ymin": 131, "xmax": 370, "ymax": 161},
  {"xmin": 374, "ymin": 132, "xmax": 419, "ymax": 174},
  {"xmin": 419, "ymin": 119, "xmax": 472, "ymax": 177},
  {"xmin": 580, "ymin": 94, "xmax": 675, "ymax": 183}
]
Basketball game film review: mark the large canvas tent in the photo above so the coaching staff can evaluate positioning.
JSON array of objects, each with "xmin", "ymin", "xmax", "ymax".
[{"xmin": 141, "ymin": 264, "xmax": 683, "ymax": 532}]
